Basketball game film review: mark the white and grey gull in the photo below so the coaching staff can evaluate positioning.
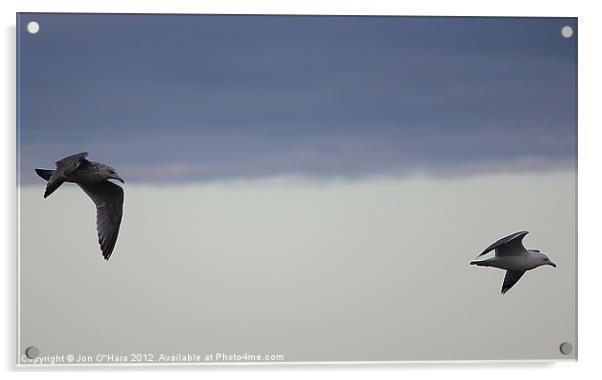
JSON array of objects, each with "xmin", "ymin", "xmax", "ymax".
[{"xmin": 470, "ymin": 231, "xmax": 556, "ymax": 294}]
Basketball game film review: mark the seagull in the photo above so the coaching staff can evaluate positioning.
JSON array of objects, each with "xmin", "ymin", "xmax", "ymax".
[
  {"xmin": 470, "ymin": 231, "xmax": 556, "ymax": 294},
  {"xmin": 34, "ymin": 152, "xmax": 124, "ymax": 260}
]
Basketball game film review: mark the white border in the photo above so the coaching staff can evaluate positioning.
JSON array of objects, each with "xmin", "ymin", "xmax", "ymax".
[{"xmin": 15, "ymin": 359, "xmax": 577, "ymax": 369}]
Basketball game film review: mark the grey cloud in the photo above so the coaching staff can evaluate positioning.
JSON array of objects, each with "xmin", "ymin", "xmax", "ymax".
[{"xmin": 18, "ymin": 14, "xmax": 577, "ymax": 183}]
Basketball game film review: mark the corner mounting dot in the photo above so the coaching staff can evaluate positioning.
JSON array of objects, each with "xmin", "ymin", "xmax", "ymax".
[
  {"xmin": 25, "ymin": 346, "xmax": 39, "ymax": 359},
  {"xmin": 561, "ymin": 25, "xmax": 573, "ymax": 39},
  {"xmin": 559, "ymin": 342, "xmax": 573, "ymax": 355},
  {"xmin": 27, "ymin": 21, "xmax": 40, "ymax": 34}
]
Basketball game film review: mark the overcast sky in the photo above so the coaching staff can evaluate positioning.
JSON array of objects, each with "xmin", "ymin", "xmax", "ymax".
[
  {"xmin": 20, "ymin": 171, "xmax": 576, "ymax": 361},
  {"xmin": 17, "ymin": 14, "xmax": 577, "ymax": 182},
  {"xmin": 18, "ymin": 14, "xmax": 577, "ymax": 362}
]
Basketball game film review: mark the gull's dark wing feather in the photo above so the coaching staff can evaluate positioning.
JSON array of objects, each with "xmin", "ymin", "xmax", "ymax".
[
  {"xmin": 78, "ymin": 180, "xmax": 124, "ymax": 260},
  {"xmin": 54, "ymin": 152, "xmax": 89, "ymax": 169},
  {"xmin": 43, "ymin": 152, "xmax": 89, "ymax": 198},
  {"xmin": 477, "ymin": 231, "xmax": 529, "ymax": 257},
  {"xmin": 501, "ymin": 270, "xmax": 526, "ymax": 294}
]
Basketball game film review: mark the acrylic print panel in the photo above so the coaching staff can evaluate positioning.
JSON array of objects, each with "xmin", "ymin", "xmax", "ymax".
[{"xmin": 17, "ymin": 13, "xmax": 577, "ymax": 365}]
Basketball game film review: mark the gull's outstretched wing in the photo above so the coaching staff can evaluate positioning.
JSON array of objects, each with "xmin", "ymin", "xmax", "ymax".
[
  {"xmin": 478, "ymin": 231, "xmax": 529, "ymax": 257},
  {"xmin": 43, "ymin": 152, "xmax": 89, "ymax": 198},
  {"xmin": 78, "ymin": 180, "xmax": 124, "ymax": 260},
  {"xmin": 501, "ymin": 270, "xmax": 526, "ymax": 294}
]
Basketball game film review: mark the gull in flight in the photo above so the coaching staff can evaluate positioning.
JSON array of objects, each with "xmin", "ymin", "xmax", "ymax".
[
  {"xmin": 470, "ymin": 231, "xmax": 556, "ymax": 294},
  {"xmin": 35, "ymin": 152, "xmax": 125, "ymax": 260}
]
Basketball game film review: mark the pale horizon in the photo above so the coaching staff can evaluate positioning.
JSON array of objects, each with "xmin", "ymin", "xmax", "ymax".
[{"xmin": 19, "ymin": 170, "xmax": 576, "ymax": 361}]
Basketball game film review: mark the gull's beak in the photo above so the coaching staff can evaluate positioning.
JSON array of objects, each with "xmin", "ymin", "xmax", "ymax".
[{"xmin": 549, "ymin": 262, "xmax": 557, "ymax": 268}]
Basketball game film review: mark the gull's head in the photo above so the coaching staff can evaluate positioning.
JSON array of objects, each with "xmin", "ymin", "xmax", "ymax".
[
  {"xmin": 99, "ymin": 164, "xmax": 125, "ymax": 183},
  {"xmin": 531, "ymin": 250, "xmax": 556, "ymax": 268}
]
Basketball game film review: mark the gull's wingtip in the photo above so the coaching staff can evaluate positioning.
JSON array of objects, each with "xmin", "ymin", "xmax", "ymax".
[{"xmin": 101, "ymin": 250, "xmax": 112, "ymax": 261}]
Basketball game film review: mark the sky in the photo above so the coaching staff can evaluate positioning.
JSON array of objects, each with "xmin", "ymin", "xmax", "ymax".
[
  {"xmin": 17, "ymin": 15, "xmax": 577, "ymax": 363},
  {"xmin": 19, "ymin": 172, "xmax": 576, "ymax": 362},
  {"xmin": 17, "ymin": 14, "xmax": 577, "ymax": 183}
]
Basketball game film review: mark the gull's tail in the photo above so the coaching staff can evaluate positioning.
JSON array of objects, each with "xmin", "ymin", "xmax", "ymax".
[
  {"xmin": 36, "ymin": 169, "xmax": 65, "ymax": 198},
  {"xmin": 469, "ymin": 260, "xmax": 490, "ymax": 267},
  {"xmin": 34, "ymin": 168, "xmax": 54, "ymax": 181}
]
